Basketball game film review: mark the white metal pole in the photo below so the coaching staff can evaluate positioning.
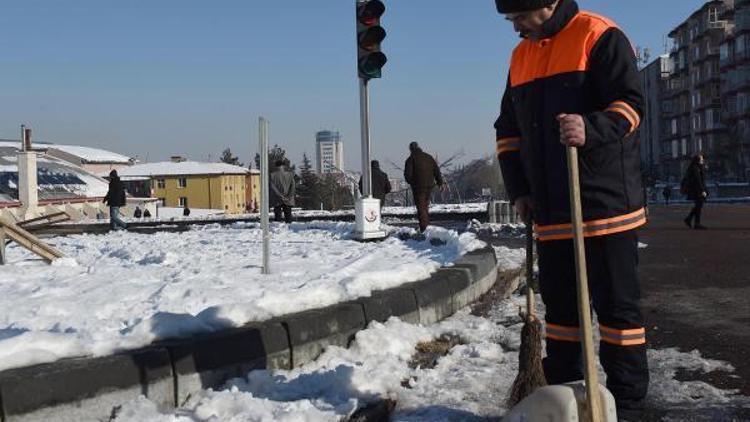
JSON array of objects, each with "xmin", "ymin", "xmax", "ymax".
[
  {"xmin": 359, "ymin": 78, "xmax": 372, "ymax": 197},
  {"xmin": 260, "ymin": 117, "xmax": 270, "ymax": 275}
]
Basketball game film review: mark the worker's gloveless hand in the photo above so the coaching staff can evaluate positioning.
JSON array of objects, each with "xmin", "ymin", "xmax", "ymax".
[
  {"xmin": 514, "ymin": 195, "xmax": 534, "ymax": 224},
  {"xmin": 557, "ymin": 113, "xmax": 586, "ymax": 147}
]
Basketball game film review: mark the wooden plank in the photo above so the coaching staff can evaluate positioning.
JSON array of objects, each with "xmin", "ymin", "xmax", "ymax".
[
  {"xmin": 0, "ymin": 218, "xmax": 64, "ymax": 263},
  {"xmin": 0, "ymin": 228, "xmax": 6, "ymax": 265},
  {"xmin": 17, "ymin": 211, "xmax": 70, "ymax": 230}
]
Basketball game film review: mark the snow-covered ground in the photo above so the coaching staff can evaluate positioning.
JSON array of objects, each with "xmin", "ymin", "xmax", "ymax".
[
  {"xmin": 0, "ymin": 222, "xmax": 484, "ymax": 371},
  {"xmin": 113, "ymin": 251, "xmax": 750, "ymax": 422}
]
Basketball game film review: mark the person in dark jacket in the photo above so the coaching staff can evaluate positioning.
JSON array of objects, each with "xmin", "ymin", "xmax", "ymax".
[
  {"xmin": 143, "ymin": 208, "xmax": 152, "ymax": 218},
  {"xmin": 662, "ymin": 185, "xmax": 672, "ymax": 205},
  {"xmin": 494, "ymin": 0, "xmax": 648, "ymax": 416},
  {"xmin": 270, "ymin": 160, "xmax": 295, "ymax": 223},
  {"xmin": 359, "ymin": 160, "xmax": 392, "ymax": 210},
  {"xmin": 133, "ymin": 206, "xmax": 142, "ymax": 219},
  {"xmin": 683, "ymin": 153, "xmax": 708, "ymax": 229},
  {"xmin": 103, "ymin": 169, "xmax": 127, "ymax": 230},
  {"xmin": 183, "ymin": 206, "xmax": 191, "ymax": 217},
  {"xmin": 404, "ymin": 142, "xmax": 443, "ymax": 232}
]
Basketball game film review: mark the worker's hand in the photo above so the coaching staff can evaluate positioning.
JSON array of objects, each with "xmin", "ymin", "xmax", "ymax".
[
  {"xmin": 514, "ymin": 195, "xmax": 534, "ymax": 224},
  {"xmin": 557, "ymin": 113, "xmax": 586, "ymax": 147},
  {"xmin": 702, "ymin": 191, "xmax": 708, "ymax": 198}
]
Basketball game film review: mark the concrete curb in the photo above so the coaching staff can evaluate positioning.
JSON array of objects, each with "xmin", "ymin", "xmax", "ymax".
[{"xmin": 0, "ymin": 245, "xmax": 517, "ymax": 421}]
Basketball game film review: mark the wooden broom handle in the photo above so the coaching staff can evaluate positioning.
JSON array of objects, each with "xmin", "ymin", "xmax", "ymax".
[
  {"xmin": 566, "ymin": 146, "xmax": 603, "ymax": 422},
  {"xmin": 526, "ymin": 221, "xmax": 535, "ymax": 318}
]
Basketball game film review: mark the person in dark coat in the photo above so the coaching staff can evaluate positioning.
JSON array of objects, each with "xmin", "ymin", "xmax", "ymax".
[
  {"xmin": 183, "ymin": 206, "xmax": 191, "ymax": 217},
  {"xmin": 103, "ymin": 169, "xmax": 127, "ymax": 230},
  {"xmin": 133, "ymin": 206, "xmax": 142, "ymax": 219},
  {"xmin": 358, "ymin": 160, "xmax": 392, "ymax": 210},
  {"xmin": 143, "ymin": 208, "xmax": 152, "ymax": 218},
  {"xmin": 270, "ymin": 160, "xmax": 295, "ymax": 223},
  {"xmin": 404, "ymin": 142, "xmax": 443, "ymax": 232},
  {"xmin": 683, "ymin": 152, "xmax": 708, "ymax": 229},
  {"xmin": 662, "ymin": 185, "xmax": 672, "ymax": 205}
]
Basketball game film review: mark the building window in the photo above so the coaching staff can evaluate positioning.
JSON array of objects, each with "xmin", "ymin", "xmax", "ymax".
[
  {"xmin": 158, "ymin": 198, "xmax": 166, "ymax": 206},
  {"xmin": 709, "ymin": 7, "xmax": 719, "ymax": 24},
  {"xmin": 179, "ymin": 197, "xmax": 188, "ymax": 208},
  {"xmin": 672, "ymin": 119, "xmax": 678, "ymax": 135},
  {"xmin": 178, "ymin": 178, "xmax": 187, "ymax": 188},
  {"xmin": 697, "ymin": 137, "xmax": 703, "ymax": 152},
  {"xmin": 672, "ymin": 140, "xmax": 679, "ymax": 158},
  {"xmin": 681, "ymin": 138, "xmax": 688, "ymax": 156},
  {"xmin": 705, "ymin": 109, "xmax": 714, "ymax": 129},
  {"xmin": 157, "ymin": 179, "xmax": 165, "ymax": 189}
]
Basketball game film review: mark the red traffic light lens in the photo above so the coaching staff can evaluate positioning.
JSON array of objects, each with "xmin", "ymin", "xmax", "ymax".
[{"xmin": 357, "ymin": 0, "xmax": 385, "ymax": 24}]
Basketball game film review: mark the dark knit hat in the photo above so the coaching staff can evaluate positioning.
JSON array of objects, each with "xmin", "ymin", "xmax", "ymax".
[{"xmin": 495, "ymin": 0, "xmax": 556, "ymax": 14}]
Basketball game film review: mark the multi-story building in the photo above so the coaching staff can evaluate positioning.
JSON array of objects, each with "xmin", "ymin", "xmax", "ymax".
[
  {"xmin": 315, "ymin": 130, "xmax": 344, "ymax": 174},
  {"xmin": 720, "ymin": 0, "xmax": 750, "ymax": 181},
  {"xmin": 636, "ymin": 55, "xmax": 672, "ymax": 182},
  {"xmin": 116, "ymin": 158, "xmax": 249, "ymax": 214},
  {"xmin": 661, "ymin": 0, "xmax": 732, "ymax": 183}
]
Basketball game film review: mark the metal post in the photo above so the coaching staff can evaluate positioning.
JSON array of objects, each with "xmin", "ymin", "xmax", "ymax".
[
  {"xmin": 359, "ymin": 78, "xmax": 372, "ymax": 197},
  {"xmin": 21, "ymin": 125, "xmax": 26, "ymax": 152},
  {"xmin": 259, "ymin": 117, "xmax": 270, "ymax": 275}
]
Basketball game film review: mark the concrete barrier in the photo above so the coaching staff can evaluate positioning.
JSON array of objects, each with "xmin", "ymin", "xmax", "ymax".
[
  {"xmin": 167, "ymin": 322, "xmax": 290, "ymax": 406},
  {"xmin": 0, "ymin": 348, "xmax": 172, "ymax": 422},
  {"xmin": 355, "ymin": 288, "xmax": 421, "ymax": 325},
  {"xmin": 280, "ymin": 303, "xmax": 367, "ymax": 368},
  {"xmin": 0, "ymin": 246, "xmax": 506, "ymax": 419}
]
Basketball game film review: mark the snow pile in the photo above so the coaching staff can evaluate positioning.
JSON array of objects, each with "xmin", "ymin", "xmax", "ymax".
[
  {"xmin": 384, "ymin": 203, "xmax": 488, "ymax": 216},
  {"xmin": 113, "ymin": 290, "xmax": 750, "ymax": 421},
  {"xmin": 0, "ymin": 222, "xmax": 484, "ymax": 371}
]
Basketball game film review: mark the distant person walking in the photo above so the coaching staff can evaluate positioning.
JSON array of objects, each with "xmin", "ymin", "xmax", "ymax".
[
  {"xmin": 359, "ymin": 160, "xmax": 392, "ymax": 210},
  {"xmin": 103, "ymin": 169, "xmax": 127, "ymax": 231},
  {"xmin": 662, "ymin": 185, "xmax": 672, "ymax": 205},
  {"xmin": 133, "ymin": 206, "xmax": 142, "ymax": 219},
  {"xmin": 682, "ymin": 153, "xmax": 708, "ymax": 229},
  {"xmin": 404, "ymin": 141, "xmax": 443, "ymax": 232},
  {"xmin": 270, "ymin": 160, "xmax": 295, "ymax": 223},
  {"xmin": 183, "ymin": 206, "xmax": 191, "ymax": 217},
  {"xmin": 143, "ymin": 208, "xmax": 152, "ymax": 218}
]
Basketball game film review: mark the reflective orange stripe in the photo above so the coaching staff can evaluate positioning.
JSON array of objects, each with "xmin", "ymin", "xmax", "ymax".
[
  {"xmin": 510, "ymin": 11, "xmax": 617, "ymax": 87},
  {"xmin": 599, "ymin": 325, "xmax": 646, "ymax": 346},
  {"xmin": 496, "ymin": 136, "xmax": 521, "ymax": 155},
  {"xmin": 606, "ymin": 100, "xmax": 641, "ymax": 134},
  {"xmin": 535, "ymin": 208, "xmax": 647, "ymax": 241},
  {"xmin": 546, "ymin": 323, "xmax": 581, "ymax": 343}
]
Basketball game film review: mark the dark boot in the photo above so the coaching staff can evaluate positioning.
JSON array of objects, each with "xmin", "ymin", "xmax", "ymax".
[{"xmin": 683, "ymin": 216, "xmax": 692, "ymax": 228}]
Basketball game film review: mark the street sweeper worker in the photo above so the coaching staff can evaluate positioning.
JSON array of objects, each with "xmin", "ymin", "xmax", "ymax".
[{"xmin": 493, "ymin": 0, "xmax": 648, "ymax": 417}]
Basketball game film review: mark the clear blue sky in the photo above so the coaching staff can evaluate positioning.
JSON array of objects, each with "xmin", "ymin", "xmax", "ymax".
[{"xmin": 0, "ymin": 0, "xmax": 706, "ymax": 176}]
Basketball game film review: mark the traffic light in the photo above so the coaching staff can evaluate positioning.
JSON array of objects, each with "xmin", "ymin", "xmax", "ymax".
[{"xmin": 356, "ymin": 0, "xmax": 387, "ymax": 80}]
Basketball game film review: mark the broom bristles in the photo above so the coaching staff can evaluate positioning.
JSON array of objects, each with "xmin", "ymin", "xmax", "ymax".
[{"xmin": 506, "ymin": 315, "xmax": 547, "ymax": 407}]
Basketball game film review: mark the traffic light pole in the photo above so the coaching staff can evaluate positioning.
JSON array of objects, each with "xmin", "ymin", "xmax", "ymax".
[
  {"xmin": 354, "ymin": 77, "xmax": 385, "ymax": 241},
  {"xmin": 359, "ymin": 78, "xmax": 372, "ymax": 198}
]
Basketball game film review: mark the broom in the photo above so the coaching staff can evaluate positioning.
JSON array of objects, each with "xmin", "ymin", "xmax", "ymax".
[{"xmin": 507, "ymin": 220, "xmax": 547, "ymax": 407}]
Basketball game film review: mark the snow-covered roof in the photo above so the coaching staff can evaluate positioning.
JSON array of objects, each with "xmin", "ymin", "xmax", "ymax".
[
  {"xmin": 0, "ymin": 140, "xmax": 133, "ymax": 164},
  {"xmin": 0, "ymin": 146, "xmax": 109, "ymax": 199},
  {"xmin": 116, "ymin": 161, "xmax": 250, "ymax": 177},
  {"xmin": 49, "ymin": 144, "xmax": 133, "ymax": 164}
]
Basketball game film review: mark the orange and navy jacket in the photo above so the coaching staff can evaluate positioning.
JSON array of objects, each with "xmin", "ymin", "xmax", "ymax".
[{"xmin": 495, "ymin": 0, "xmax": 646, "ymax": 242}]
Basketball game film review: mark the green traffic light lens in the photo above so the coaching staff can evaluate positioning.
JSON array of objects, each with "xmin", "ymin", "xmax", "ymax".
[{"xmin": 359, "ymin": 52, "xmax": 387, "ymax": 78}]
